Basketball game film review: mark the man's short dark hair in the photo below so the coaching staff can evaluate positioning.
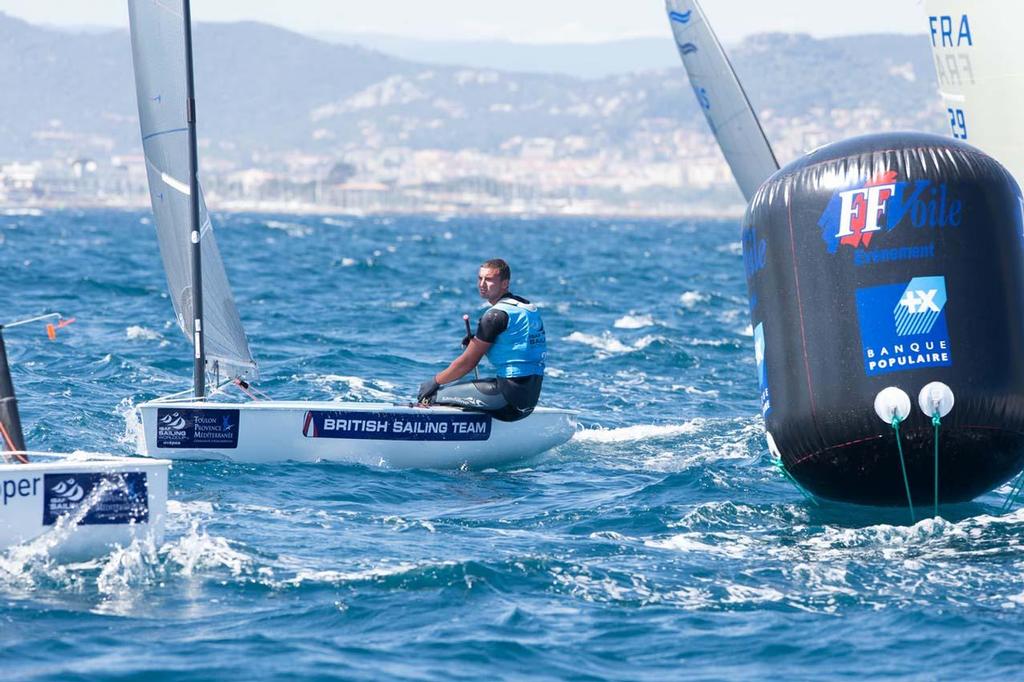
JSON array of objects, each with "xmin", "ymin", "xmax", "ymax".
[{"xmin": 481, "ymin": 258, "xmax": 511, "ymax": 281}]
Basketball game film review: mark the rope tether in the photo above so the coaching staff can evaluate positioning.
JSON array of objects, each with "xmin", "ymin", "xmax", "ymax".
[
  {"xmin": 932, "ymin": 410, "xmax": 941, "ymax": 519},
  {"xmin": 1001, "ymin": 469, "xmax": 1024, "ymax": 514},
  {"xmin": 892, "ymin": 415, "xmax": 916, "ymax": 523},
  {"xmin": 771, "ymin": 454, "xmax": 818, "ymax": 506}
]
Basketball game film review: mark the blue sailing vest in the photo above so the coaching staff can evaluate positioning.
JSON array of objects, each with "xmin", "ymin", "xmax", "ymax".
[{"xmin": 485, "ymin": 298, "xmax": 546, "ymax": 378}]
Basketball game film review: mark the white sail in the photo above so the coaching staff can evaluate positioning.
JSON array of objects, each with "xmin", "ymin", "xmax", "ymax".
[
  {"xmin": 925, "ymin": 2, "xmax": 1024, "ymax": 185},
  {"xmin": 664, "ymin": 0, "xmax": 779, "ymax": 202},
  {"xmin": 127, "ymin": 0, "xmax": 257, "ymax": 381}
]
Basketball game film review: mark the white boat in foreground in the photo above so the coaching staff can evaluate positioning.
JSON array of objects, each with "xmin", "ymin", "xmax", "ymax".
[
  {"xmin": 137, "ymin": 400, "xmax": 576, "ymax": 467},
  {"xmin": 0, "ymin": 452, "xmax": 169, "ymax": 561},
  {"xmin": 127, "ymin": 0, "xmax": 574, "ymax": 468},
  {"xmin": 0, "ymin": 320, "xmax": 170, "ymax": 560}
]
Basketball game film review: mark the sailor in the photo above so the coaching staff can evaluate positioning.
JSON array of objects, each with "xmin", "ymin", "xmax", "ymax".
[{"xmin": 417, "ymin": 258, "xmax": 546, "ymax": 421}]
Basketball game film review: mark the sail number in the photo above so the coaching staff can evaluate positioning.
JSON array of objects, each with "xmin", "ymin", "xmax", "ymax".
[
  {"xmin": 693, "ymin": 86, "xmax": 710, "ymax": 110},
  {"xmin": 947, "ymin": 107, "xmax": 967, "ymax": 140}
]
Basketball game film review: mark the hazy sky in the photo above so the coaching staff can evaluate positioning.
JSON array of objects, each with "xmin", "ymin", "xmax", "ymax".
[{"xmin": 0, "ymin": 1, "xmax": 928, "ymax": 44}]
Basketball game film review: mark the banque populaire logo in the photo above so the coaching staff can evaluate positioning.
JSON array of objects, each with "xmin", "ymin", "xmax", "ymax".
[{"xmin": 855, "ymin": 275, "xmax": 952, "ymax": 376}]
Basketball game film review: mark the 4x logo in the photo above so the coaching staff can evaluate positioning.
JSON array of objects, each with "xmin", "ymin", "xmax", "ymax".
[{"xmin": 894, "ymin": 276, "xmax": 947, "ymax": 336}]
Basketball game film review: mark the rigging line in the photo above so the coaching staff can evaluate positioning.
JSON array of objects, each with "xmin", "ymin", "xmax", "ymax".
[{"xmin": 0, "ymin": 421, "xmax": 28, "ymax": 463}]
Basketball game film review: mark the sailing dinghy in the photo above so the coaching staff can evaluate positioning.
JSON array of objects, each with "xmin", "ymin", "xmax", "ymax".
[
  {"xmin": 924, "ymin": 1, "xmax": 1024, "ymax": 184},
  {"xmin": 0, "ymin": 318, "xmax": 169, "ymax": 560},
  {"xmin": 127, "ymin": 0, "xmax": 575, "ymax": 467}
]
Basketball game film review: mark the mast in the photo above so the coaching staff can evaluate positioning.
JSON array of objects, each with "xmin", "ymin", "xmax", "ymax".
[
  {"xmin": 0, "ymin": 327, "xmax": 28, "ymax": 459},
  {"xmin": 182, "ymin": 0, "xmax": 206, "ymax": 399}
]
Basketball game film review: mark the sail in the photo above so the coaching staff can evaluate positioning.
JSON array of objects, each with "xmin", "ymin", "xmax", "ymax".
[
  {"xmin": 664, "ymin": 0, "xmax": 779, "ymax": 202},
  {"xmin": 127, "ymin": 0, "xmax": 257, "ymax": 381},
  {"xmin": 925, "ymin": 2, "xmax": 1024, "ymax": 185},
  {"xmin": 0, "ymin": 329, "xmax": 27, "ymax": 456}
]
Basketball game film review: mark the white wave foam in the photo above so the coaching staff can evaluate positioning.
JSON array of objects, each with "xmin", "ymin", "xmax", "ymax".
[
  {"xmin": 313, "ymin": 374, "xmax": 397, "ymax": 401},
  {"xmin": 322, "ymin": 217, "xmax": 354, "ymax": 227},
  {"xmin": 614, "ymin": 313, "xmax": 655, "ymax": 329},
  {"xmin": 167, "ymin": 499, "xmax": 215, "ymax": 516},
  {"xmin": 679, "ymin": 291, "xmax": 709, "ymax": 309},
  {"xmin": 565, "ymin": 331, "xmax": 632, "ymax": 354},
  {"xmin": 125, "ymin": 325, "xmax": 163, "ymax": 342},
  {"xmin": 115, "ymin": 397, "xmax": 146, "ymax": 451},
  {"xmin": 564, "ymin": 331, "xmax": 660, "ymax": 357},
  {"xmin": 574, "ymin": 420, "xmax": 705, "ymax": 443},
  {"xmin": 282, "ymin": 561, "xmax": 454, "ymax": 587},
  {"xmin": 673, "ymin": 385, "xmax": 720, "ymax": 398},
  {"xmin": 265, "ymin": 220, "xmax": 312, "ymax": 237},
  {"xmin": 163, "ymin": 520, "xmax": 252, "ymax": 577}
]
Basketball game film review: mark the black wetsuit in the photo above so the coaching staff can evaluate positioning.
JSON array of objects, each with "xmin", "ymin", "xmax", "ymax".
[{"xmin": 432, "ymin": 293, "xmax": 544, "ymax": 421}]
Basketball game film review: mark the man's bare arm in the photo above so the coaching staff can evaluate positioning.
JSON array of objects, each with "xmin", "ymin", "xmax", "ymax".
[{"xmin": 435, "ymin": 339, "xmax": 492, "ymax": 384}]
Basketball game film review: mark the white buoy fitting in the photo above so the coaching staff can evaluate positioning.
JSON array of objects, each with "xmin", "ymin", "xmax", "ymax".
[
  {"xmin": 918, "ymin": 381, "xmax": 954, "ymax": 418},
  {"xmin": 765, "ymin": 431, "xmax": 782, "ymax": 461},
  {"xmin": 874, "ymin": 387, "xmax": 912, "ymax": 424}
]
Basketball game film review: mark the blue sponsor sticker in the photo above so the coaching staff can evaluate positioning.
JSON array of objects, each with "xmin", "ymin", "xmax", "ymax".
[
  {"xmin": 302, "ymin": 410, "xmax": 492, "ymax": 441},
  {"xmin": 855, "ymin": 275, "xmax": 953, "ymax": 376},
  {"xmin": 156, "ymin": 408, "xmax": 239, "ymax": 448},
  {"xmin": 42, "ymin": 472, "xmax": 149, "ymax": 526},
  {"xmin": 753, "ymin": 322, "xmax": 771, "ymax": 417}
]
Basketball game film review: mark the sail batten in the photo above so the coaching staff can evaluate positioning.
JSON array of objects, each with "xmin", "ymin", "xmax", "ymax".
[
  {"xmin": 128, "ymin": 0, "xmax": 257, "ymax": 382},
  {"xmin": 664, "ymin": 0, "xmax": 779, "ymax": 202}
]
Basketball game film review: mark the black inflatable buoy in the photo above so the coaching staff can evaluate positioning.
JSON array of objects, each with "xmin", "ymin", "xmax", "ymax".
[{"xmin": 745, "ymin": 132, "xmax": 1024, "ymax": 505}]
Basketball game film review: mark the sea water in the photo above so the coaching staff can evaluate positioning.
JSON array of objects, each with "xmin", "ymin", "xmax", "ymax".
[{"xmin": 1, "ymin": 210, "xmax": 1023, "ymax": 679}]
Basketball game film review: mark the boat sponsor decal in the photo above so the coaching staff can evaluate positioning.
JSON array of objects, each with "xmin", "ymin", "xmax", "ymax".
[
  {"xmin": 742, "ymin": 224, "xmax": 767, "ymax": 280},
  {"xmin": 753, "ymin": 322, "xmax": 771, "ymax": 417},
  {"xmin": 1, "ymin": 475, "xmax": 40, "ymax": 506},
  {"xmin": 855, "ymin": 275, "xmax": 952, "ymax": 376},
  {"xmin": 156, "ymin": 408, "xmax": 240, "ymax": 448},
  {"xmin": 302, "ymin": 410, "xmax": 492, "ymax": 441},
  {"xmin": 42, "ymin": 472, "xmax": 149, "ymax": 525},
  {"xmin": 818, "ymin": 170, "xmax": 961, "ymax": 255}
]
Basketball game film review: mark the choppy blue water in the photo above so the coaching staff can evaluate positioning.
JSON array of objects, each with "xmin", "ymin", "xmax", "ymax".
[{"xmin": 2, "ymin": 210, "xmax": 1024, "ymax": 680}]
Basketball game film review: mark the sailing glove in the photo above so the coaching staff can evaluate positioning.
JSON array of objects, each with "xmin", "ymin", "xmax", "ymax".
[{"xmin": 418, "ymin": 377, "xmax": 440, "ymax": 403}]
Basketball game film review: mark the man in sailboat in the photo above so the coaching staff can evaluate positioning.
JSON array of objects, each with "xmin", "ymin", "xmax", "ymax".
[{"xmin": 417, "ymin": 259, "xmax": 546, "ymax": 421}]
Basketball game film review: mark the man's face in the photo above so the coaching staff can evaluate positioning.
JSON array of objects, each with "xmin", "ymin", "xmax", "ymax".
[{"xmin": 478, "ymin": 267, "xmax": 509, "ymax": 303}]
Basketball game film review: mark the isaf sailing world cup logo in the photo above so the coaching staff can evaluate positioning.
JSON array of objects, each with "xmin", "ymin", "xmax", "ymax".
[
  {"xmin": 817, "ymin": 170, "xmax": 963, "ymax": 254},
  {"xmin": 159, "ymin": 412, "xmax": 187, "ymax": 430},
  {"xmin": 50, "ymin": 477, "xmax": 85, "ymax": 502}
]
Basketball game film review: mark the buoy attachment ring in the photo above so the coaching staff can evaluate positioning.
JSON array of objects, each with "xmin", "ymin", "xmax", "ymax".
[
  {"xmin": 918, "ymin": 381, "xmax": 954, "ymax": 418},
  {"xmin": 874, "ymin": 387, "xmax": 912, "ymax": 424}
]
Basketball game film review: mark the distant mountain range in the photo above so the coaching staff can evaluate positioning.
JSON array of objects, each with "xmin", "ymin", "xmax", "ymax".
[
  {"xmin": 315, "ymin": 33, "xmax": 685, "ymax": 79},
  {"xmin": 0, "ymin": 11, "xmax": 944, "ymax": 164}
]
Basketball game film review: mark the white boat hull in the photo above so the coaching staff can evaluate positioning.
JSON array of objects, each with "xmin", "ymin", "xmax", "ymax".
[
  {"xmin": 0, "ymin": 454, "xmax": 169, "ymax": 561},
  {"xmin": 137, "ymin": 400, "xmax": 576, "ymax": 468}
]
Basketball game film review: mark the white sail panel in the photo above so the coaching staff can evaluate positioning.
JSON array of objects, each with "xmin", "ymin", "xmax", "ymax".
[
  {"xmin": 925, "ymin": 1, "xmax": 1024, "ymax": 186},
  {"xmin": 664, "ymin": 0, "xmax": 779, "ymax": 202},
  {"xmin": 128, "ymin": 0, "xmax": 257, "ymax": 380}
]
